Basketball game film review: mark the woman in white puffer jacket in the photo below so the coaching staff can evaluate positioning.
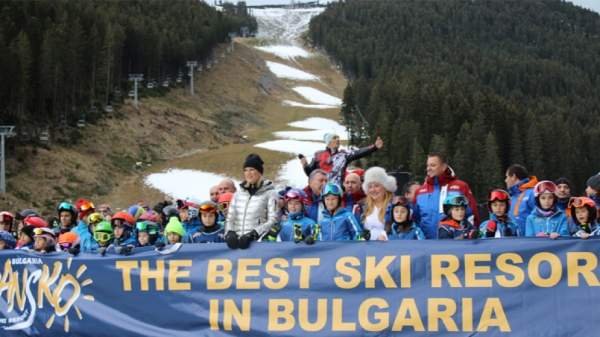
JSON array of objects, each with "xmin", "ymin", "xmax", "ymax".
[{"xmin": 224, "ymin": 154, "xmax": 279, "ymax": 249}]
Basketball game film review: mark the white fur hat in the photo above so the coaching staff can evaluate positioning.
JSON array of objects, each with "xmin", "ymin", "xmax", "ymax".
[{"xmin": 362, "ymin": 167, "xmax": 397, "ymax": 193}]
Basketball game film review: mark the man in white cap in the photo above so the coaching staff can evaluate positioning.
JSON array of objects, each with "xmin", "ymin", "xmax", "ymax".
[{"xmin": 300, "ymin": 133, "xmax": 383, "ymax": 186}]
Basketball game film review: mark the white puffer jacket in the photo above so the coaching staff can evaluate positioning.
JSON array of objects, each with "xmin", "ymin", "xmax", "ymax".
[{"xmin": 225, "ymin": 179, "xmax": 278, "ymax": 236}]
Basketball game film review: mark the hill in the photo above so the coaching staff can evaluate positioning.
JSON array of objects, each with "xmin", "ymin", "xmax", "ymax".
[{"xmin": 309, "ymin": 0, "xmax": 600, "ymax": 197}]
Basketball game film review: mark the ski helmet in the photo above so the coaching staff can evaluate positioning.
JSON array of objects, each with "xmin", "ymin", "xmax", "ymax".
[
  {"xmin": 33, "ymin": 227, "xmax": 57, "ymax": 249},
  {"xmin": 487, "ymin": 189, "xmax": 510, "ymax": 212},
  {"xmin": 23, "ymin": 216, "xmax": 48, "ymax": 228},
  {"xmin": 111, "ymin": 211, "xmax": 135, "ymax": 228},
  {"xmin": 94, "ymin": 221, "xmax": 114, "ymax": 243},
  {"xmin": 199, "ymin": 201, "xmax": 218, "ymax": 214},
  {"xmin": 58, "ymin": 232, "xmax": 80, "ymax": 250},
  {"xmin": 443, "ymin": 194, "xmax": 469, "ymax": 215},
  {"xmin": 567, "ymin": 197, "xmax": 597, "ymax": 225},
  {"xmin": 57, "ymin": 202, "xmax": 77, "ymax": 217}
]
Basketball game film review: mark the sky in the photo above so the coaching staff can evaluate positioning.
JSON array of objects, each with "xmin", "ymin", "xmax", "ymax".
[{"xmin": 204, "ymin": 0, "xmax": 600, "ymax": 14}]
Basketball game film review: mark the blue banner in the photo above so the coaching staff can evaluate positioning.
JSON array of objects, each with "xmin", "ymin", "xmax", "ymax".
[{"xmin": 1, "ymin": 239, "xmax": 599, "ymax": 336}]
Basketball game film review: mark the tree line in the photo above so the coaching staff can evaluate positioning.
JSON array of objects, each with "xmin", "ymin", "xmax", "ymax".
[
  {"xmin": 308, "ymin": 0, "xmax": 600, "ymax": 199},
  {"xmin": 0, "ymin": 0, "xmax": 256, "ymax": 137}
]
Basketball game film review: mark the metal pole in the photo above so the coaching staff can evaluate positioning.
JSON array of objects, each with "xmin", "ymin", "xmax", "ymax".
[
  {"xmin": 0, "ymin": 133, "xmax": 4, "ymax": 193},
  {"xmin": 186, "ymin": 61, "xmax": 197, "ymax": 96},
  {"xmin": 0, "ymin": 126, "xmax": 15, "ymax": 194},
  {"xmin": 134, "ymin": 79, "xmax": 139, "ymax": 109}
]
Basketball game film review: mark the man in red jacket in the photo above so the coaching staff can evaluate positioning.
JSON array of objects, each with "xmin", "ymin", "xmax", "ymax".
[{"xmin": 413, "ymin": 153, "xmax": 480, "ymax": 239}]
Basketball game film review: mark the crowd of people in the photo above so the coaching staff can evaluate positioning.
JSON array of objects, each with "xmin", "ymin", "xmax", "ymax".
[{"xmin": 0, "ymin": 132, "xmax": 599, "ymax": 255}]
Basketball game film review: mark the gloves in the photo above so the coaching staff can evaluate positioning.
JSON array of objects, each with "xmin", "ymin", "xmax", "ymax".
[
  {"xmin": 225, "ymin": 231, "xmax": 239, "ymax": 249},
  {"xmin": 361, "ymin": 229, "xmax": 371, "ymax": 241},
  {"xmin": 155, "ymin": 241, "xmax": 166, "ymax": 251},
  {"xmin": 119, "ymin": 245, "xmax": 134, "ymax": 256},
  {"xmin": 293, "ymin": 224, "xmax": 304, "ymax": 243},
  {"xmin": 264, "ymin": 224, "xmax": 281, "ymax": 242},
  {"xmin": 68, "ymin": 245, "xmax": 80, "ymax": 256},
  {"xmin": 238, "ymin": 230, "xmax": 259, "ymax": 250}
]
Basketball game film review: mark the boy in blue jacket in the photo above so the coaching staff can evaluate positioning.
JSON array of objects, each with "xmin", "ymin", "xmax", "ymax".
[
  {"xmin": 386, "ymin": 198, "xmax": 424, "ymax": 240},
  {"xmin": 318, "ymin": 183, "xmax": 366, "ymax": 241},
  {"xmin": 192, "ymin": 201, "xmax": 224, "ymax": 243},
  {"xmin": 276, "ymin": 188, "xmax": 317, "ymax": 242},
  {"xmin": 480, "ymin": 189, "xmax": 519, "ymax": 238}
]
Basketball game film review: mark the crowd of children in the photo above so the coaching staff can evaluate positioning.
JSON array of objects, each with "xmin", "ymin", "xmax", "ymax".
[{"xmin": 0, "ymin": 156, "xmax": 599, "ymax": 255}]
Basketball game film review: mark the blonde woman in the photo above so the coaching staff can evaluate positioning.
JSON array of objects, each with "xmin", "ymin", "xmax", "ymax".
[{"xmin": 361, "ymin": 167, "xmax": 397, "ymax": 241}]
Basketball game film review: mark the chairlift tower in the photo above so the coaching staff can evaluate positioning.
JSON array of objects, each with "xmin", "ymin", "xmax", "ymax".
[
  {"xmin": 128, "ymin": 73, "xmax": 144, "ymax": 109},
  {"xmin": 186, "ymin": 61, "xmax": 198, "ymax": 96},
  {"xmin": 0, "ymin": 126, "xmax": 15, "ymax": 193}
]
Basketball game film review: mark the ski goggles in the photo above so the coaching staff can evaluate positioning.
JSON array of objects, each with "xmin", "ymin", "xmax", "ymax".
[
  {"xmin": 93, "ymin": 231, "xmax": 113, "ymax": 242},
  {"xmin": 59, "ymin": 242, "xmax": 74, "ymax": 250},
  {"xmin": 136, "ymin": 222, "xmax": 159, "ymax": 235},
  {"xmin": 33, "ymin": 227, "xmax": 54, "ymax": 236},
  {"xmin": 88, "ymin": 213, "xmax": 104, "ymax": 225},
  {"xmin": 446, "ymin": 195, "xmax": 468, "ymax": 207},
  {"xmin": 534, "ymin": 181, "xmax": 557, "ymax": 195},
  {"xmin": 78, "ymin": 200, "xmax": 95, "ymax": 213},
  {"xmin": 57, "ymin": 202, "xmax": 76, "ymax": 213},
  {"xmin": 322, "ymin": 183, "xmax": 343, "ymax": 197},
  {"xmin": 285, "ymin": 189, "xmax": 305, "ymax": 201},
  {"xmin": 488, "ymin": 189, "xmax": 510, "ymax": 202},
  {"xmin": 568, "ymin": 197, "xmax": 596, "ymax": 209},
  {"xmin": 199, "ymin": 203, "xmax": 218, "ymax": 214}
]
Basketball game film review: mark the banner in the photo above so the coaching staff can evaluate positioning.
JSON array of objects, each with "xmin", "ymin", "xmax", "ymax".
[{"xmin": 1, "ymin": 239, "xmax": 599, "ymax": 336}]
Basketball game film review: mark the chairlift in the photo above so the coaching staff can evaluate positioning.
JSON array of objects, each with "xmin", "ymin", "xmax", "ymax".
[
  {"xmin": 104, "ymin": 105, "xmax": 114, "ymax": 113},
  {"xmin": 128, "ymin": 90, "xmax": 135, "ymax": 97},
  {"xmin": 39, "ymin": 131, "xmax": 49, "ymax": 143},
  {"xmin": 77, "ymin": 119, "xmax": 86, "ymax": 128}
]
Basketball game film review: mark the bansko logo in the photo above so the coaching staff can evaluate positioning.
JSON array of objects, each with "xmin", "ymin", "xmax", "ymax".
[{"xmin": 0, "ymin": 256, "xmax": 95, "ymax": 333}]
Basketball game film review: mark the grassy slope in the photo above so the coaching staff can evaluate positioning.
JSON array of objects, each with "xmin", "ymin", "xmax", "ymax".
[{"xmin": 0, "ymin": 40, "xmax": 346, "ymax": 214}]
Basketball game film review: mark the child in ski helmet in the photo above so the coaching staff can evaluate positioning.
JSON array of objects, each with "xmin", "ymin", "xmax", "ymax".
[
  {"xmin": 0, "ymin": 230, "xmax": 16, "ymax": 250},
  {"xmin": 58, "ymin": 232, "xmax": 80, "ymax": 254},
  {"xmin": 72, "ymin": 199, "xmax": 99, "ymax": 252},
  {"xmin": 276, "ymin": 189, "xmax": 317, "ymax": 243},
  {"xmin": 33, "ymin": 227, "xmax": 58, "ymax": 253},
  {"xmin": 178, "ymin": 199, "xmax": 202, "ymax": 237},
  {"xmin": 165, "ymin": 217, "xmax": 187, "ymax": 244},
  {"xmin": 525, "ymin": 180, "xmax": 569, "ymax": 238},
  {"xmin": 192, "ymin": 201, "xmax": 224, "ymax": 243},
  {"xmin": 57, "ymin": 202, "xmax": 78, "ymax": 234},
  {"xmin": 438, "ymin": 194, "xmax": 477, "ymax": 240},
  {"xmin": 567, "ymin": 197, "xmax": 598, "ymax": 239},
  {"xmin": 0, "ymin": 211, "xmax": 15, "ymax": 237},
  {"xmin": 386, "ymin": 197, "xmax": 424, "ymax": 240},
  {"xmin": 94, "ymin": 221, "xmax": 114, "ymax": 248},
  {"xmin": 480, "ymin": 189, "xmax": 518, "ymax": 238},
  {"xmin": 136, "ymin": 221, "xmax": 161, "ymax": 246},
  {"xmin": 16, "ymin": 226, "xmax": 35, "ymax": 250},
  {"xmin": 318, "ymin": 183, "xmax": 365, "ymax": 241},
  {"xmin": 111, "ymin": 211, "xmax": 137, "ymax": 247}
]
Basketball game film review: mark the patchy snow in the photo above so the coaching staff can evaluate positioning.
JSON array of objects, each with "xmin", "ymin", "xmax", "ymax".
[
  {"xmin": 266, "ymin": 61, "xmax": 319, "ymax": 81},
  {"xmin": 254, "ymin": 139, "xmax": 324, "ymax": 157},
  {"xmin": 274, "ymin": 129, "xmax": 348, "ymax": 141},
  {"xmin": 292, "ymin": 86, "xmax": 343, "ymax": 106},
  {"xmin": 253, "ymin": 8, "xmax": 325, "ymax": 42},
  {"xmin": 256, "ymin": 45, "xmax": 311, "ymax": 60},
  {"xmin": 145, "ymin": 169, "xmax": 239, "ymax": 201},
  {"xmin": 288, "ymin": 117, "xmax": 347, "ymax": 133},
  {"xmin": 282, "ymin": 100, "xmax": 337, "ymax": 109},
  {"xmin": 276, "ymin": 159, "xmax": 310, "ymax": 187}
]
